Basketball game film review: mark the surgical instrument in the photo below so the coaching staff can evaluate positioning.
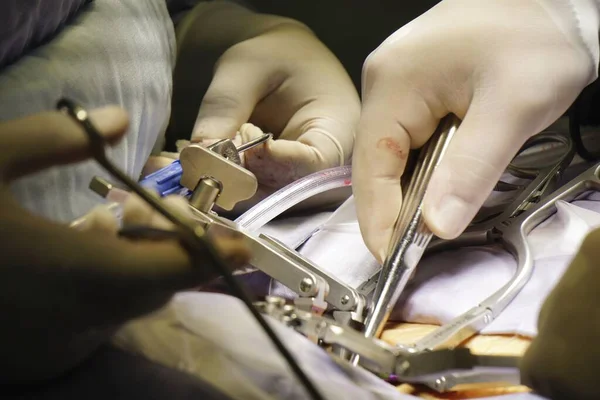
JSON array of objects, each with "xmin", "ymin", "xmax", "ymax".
[
  {"xmin": 140, "ymin": 156, "xmax": 366, "ymax": 321},
  {"xmin": 230, "ymin": 126, "xmax": 575, "ymax": 334},
  {"xmin": 405, "ymin": 130, "xmax": 574, "ymax": 354},
  {"xmin": 69, "ymin": 90, "xmax": 580, "ymax": 392},
  {"xmin": 255, "ymin": 135, "xmax": 580, "ymax": 392},
  {"xmin": 138, "ymin": 134, "xmax": 271, "ymax": 200},
  {"xmin": 344, "ymin": 124, "xmax": 572, "ymax": 363},
  {"xmin": 213, "ymin": 124, "xmax": 576, "ymax": 390},
  {"xmin": 56, "ymin": 98, "xmax": 325, "ymax": 400},
  {"xmin": 361, "ymin": 115, "xmax": 460, "ymax": 342},
  {"xmin": 351, "ymin": 130, "xmax": 574, "ymax": 389},
  {"xmin": 257, "ymin": 296, "xmax": 521, "ymax": 392}
]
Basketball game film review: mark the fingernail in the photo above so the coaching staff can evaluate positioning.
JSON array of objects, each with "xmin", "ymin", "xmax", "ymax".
[
  {"xmin": 427, "ymin": 194, "xmax": 471, "ymax": 239},
  {"xmin": 377, "ymin": 249, "xmax": 387, "ymax": 265}
]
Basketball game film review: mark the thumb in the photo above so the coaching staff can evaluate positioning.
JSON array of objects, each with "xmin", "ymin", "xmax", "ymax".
[
  {"xmin": 0, "ymin": 106, "xmax": 128, "ymax": 181},
  {"xmin": 423, "ymin": 106, "xmax": 528, "ymax": 239},
  {"xmin": 192, "ymin": 57, "xmax": 273, "ymax": 142}
]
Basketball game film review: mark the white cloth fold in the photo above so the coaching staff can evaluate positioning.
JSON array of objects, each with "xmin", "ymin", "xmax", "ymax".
[{"xmin": 258, "ymin": 189, "xmax": 600, "ymax": 337}]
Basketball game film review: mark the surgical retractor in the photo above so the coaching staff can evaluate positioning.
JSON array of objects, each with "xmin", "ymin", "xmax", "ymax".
[{"xmin": 361, "ymin": 115, "xmax": 461, "ymax": 341}]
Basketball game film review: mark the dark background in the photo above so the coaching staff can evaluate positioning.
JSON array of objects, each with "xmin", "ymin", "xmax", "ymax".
[{"xmin": 248, "ymin": 1, "xmax": 441, "ymax": 90}]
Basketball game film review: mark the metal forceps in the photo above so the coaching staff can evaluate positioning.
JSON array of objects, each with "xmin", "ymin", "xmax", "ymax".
[
  {"xmin": 361, "ymin": 115, "xmax": 461, "ymax": 341},
  {"xmin": 356, "ymin": 113, "xmax": 574, "ymax": 370},
  {"xmin": 361, "ymin": 117, "xmax": 574, "ymax": 340},
  {"xmin": 354, "ymin": 130, "xmax": 575, "ymax": 391},
  {"xmin": 56, "ymin": 98, "xmax": 325, "ymax": 400}
]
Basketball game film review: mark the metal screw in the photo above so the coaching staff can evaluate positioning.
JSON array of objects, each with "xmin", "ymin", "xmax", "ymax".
[
  {"xmin": 340, "ymin": 295, "xmax": 350, "ymax": 305},
  {"xmin": 397, "ymin": 360, "xmax": 410, "ymax": 374},
  {"xmin": 315, "ymin": 321, "xmax": 328, "ymax": 337},
  {"xmin": 299, "ymin": 278, "xmax": 314, "ymax": 293},
  {"xmin": 433, "ymin": 377, "xmax": 447, "ymax": 391}
]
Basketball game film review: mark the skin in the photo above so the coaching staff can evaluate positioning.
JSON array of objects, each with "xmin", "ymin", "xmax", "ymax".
[
  {"xmin": 0, "ymin": 108, "xmax": 249, "ymax": 383},
  {"xmin": 521, "ymin": 228, "xmax": 600, "ymax": 398}
]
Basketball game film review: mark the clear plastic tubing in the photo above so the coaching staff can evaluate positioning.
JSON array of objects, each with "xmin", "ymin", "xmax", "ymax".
[{"xmin": 235, "ymin": 165, "xmax": 352, "ymax": 232}]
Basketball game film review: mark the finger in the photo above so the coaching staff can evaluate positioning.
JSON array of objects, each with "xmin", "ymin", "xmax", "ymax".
[
  {"xmin": 207, "ymin": 224, "xmax": 253, "ymax": 268},
  {"xmin": 278, "ymin": 98, "xmax": 359, "ymax": 168},
  {"xmin": 118, "ymin": 192, "xmax": 251, "ymax": 273},
  {"xmin": 423, "ymin": 104, "xmax": 528, "ymax": 239},
  {"xmin": 0, "ymin": 107, "xmax": 128, "ymax": 181},
  {"xmin": 192, "ymin": 56, "xmax": 278, "ymax": 141},
  {"xmin": 352, "ymin": 70, "xmax": 439, "ymax": 262},
  {"xmin": 2, "ymin": 202, "xmax": 250, "ymax": 326},
  {"xmin": 141, "ymin": 156, "xmax": 178, "ymax": 178},
  {"xmin": 245, "ymin": 138, "xmax": 321, "ymax": 188},
  {"xmin": 238, "ymin": 123, "xmax": 320, "ymax": 188},
  {"xmin": 148, "ymin": 195, "xmax": 194, "ymax": 231},
  {"xmin": 73, "ymin": 204, "xmax": 120, "ymax": 234},
  {"xmin": 123, "ymin": 191, "xmax": 195, "ymax": 232},
  {"xmin": 175, "ymin": 139, "xmax": 191, "ymax": 153},
  {"xmin": 520, "ymin": 232, "xmax": 600, "ymax": 398},
  {"xmin": 122, "ymin": 193, "xmax": 155, "ymax": 228}
]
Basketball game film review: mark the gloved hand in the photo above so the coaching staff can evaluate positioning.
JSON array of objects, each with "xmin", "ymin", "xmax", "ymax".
[
  {"xmin": 352, "ymin": 0, "xmax": 597, "ymax": 262},
  {"xmin": 177, "ymin": 1, "xmax": 359, "ymax": 190},
  {"xmin": 520, "ymin": 228, "xmax": 600, "ymax": 399},
  {"xmin": 0, "ymin": 107, "xmax": 249, "ymax": 383}
]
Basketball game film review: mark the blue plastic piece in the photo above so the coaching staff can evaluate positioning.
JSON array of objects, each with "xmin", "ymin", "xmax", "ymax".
[{"xmin": 139, "ymin": 160, "xmax": 191, "ymax": 198}]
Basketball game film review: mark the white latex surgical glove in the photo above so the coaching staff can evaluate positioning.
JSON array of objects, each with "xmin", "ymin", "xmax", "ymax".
[
  {"xmin": 177, "ymin": 1, "xmax": 359, "ymax": 189},
  {"xmin": 353, "ymin": 0, "xmax": 600, "ymax": 262}
]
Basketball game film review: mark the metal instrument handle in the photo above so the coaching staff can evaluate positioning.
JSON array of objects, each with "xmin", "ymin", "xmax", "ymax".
[
  {"xmin": 256, "ymin": 297, "xmax": 398, "ymax": 375},
  {"xmin": 411, "ymin": 305, "xmax": 492, "ymax": 352},
  {"xmin": 362, "ymin": 115, "xmax": 461, "ymax": 339},
  {"xmin": 260, "ymin": 234, "xmax": 366, "ymax": 314},
  {"xmin": 418, "ymin": 368, "xmax": 521, "ymax": 392}
]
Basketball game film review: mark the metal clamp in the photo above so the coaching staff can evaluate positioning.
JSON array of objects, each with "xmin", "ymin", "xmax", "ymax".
[
  {"xmin": 361, "ymin": 115, "xmax": 460, "ymax": 342},
  {"xmin": 93, "ymin": 133, "xmax": 368, "ymax": 321},
  {"xmin": 259, "ymin": 234, "xmax": 367, "ymax": 323},
  {"xmin": 256, "ymin": 297, "xmax": 521, "ymax": 392}
]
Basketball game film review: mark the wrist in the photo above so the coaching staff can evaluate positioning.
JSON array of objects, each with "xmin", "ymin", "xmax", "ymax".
[{"xmin": 537, "ymin": 0, "xmax": 600, "ymax": 83}]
